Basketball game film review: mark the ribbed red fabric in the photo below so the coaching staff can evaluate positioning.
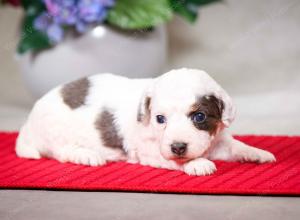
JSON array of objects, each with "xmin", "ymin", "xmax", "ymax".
[{"xmin": 0, "ymin": 132, "xmax": 299, "ymax": 195}]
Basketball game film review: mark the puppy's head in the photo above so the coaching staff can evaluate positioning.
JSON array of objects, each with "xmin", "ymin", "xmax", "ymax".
[{"xmin": 138, "ymin": 68, "xmax": 236, "ymax": 163}]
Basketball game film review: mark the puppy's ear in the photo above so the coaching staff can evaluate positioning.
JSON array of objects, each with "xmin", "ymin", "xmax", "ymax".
[
  {"xmin": 137, "ymin": 87, "xmax": 152, "ymax": 126},
  {"xmin": 137, "ymin": 95, "xmax": 151, "ymax": 125},
  {"xmin": 215, "ymin": 90, "xmax": 236, "ymax": 127}
]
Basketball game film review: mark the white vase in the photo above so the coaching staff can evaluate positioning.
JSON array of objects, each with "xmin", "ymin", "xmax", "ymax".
[{"xmin": 18, "ymin": 25, "xmax": 167, "ymax": 98}]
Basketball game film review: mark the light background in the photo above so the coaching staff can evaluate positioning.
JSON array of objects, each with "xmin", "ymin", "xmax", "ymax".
[
  {"xmin": 1, "ymin": 1, "xmax": 300, "ymax": 220},
  {"xmin": 0, "ymin": 0, "xmax": 300, "ymax": 133}
]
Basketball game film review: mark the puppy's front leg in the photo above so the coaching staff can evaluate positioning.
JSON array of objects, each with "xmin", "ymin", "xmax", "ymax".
[
  {"xmin": 209, "ymin": 132, "xmax": 276, "ymax": 163},
  {"xmin": 183, "ymin": 158, "xmax": 216, "ymax": 176},
  {"xmin": 231, "ymin": 139, "xmax": 276, "ymax": 163}
]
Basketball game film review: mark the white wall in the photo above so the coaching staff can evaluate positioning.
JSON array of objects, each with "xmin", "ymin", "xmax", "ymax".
[
  {"xmin": 168, "ymin": 0, "xmax": 300, "ymax": 134},
  {"xmin": 0, "ymin": 0, "xmax": 299, "ymax": 133}
]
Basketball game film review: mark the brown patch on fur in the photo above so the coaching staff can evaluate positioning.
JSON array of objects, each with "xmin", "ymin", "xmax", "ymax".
[
  {"xmin": 189, "ymin": 95, "xmax": 224, "ymax": 135},
  {"xmin": 137, "ymin": 96, "xmax": 151, "ymax": 124},
  {"xmin": 95, "ymin": 109, "xmax": 124, "ymax": 150},
  {"xmin": 61, "ymin": 77, "xmax": 90, "ymax": 109}
]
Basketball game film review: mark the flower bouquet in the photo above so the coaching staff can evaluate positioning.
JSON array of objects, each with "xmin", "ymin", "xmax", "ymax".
[
  {"xmin": 1, "ymin": 0, "xmax": 220, "ymax": 97},
  {"xmin": 2, "ymin": 0, "xmax": 220, "ymax": 54}
]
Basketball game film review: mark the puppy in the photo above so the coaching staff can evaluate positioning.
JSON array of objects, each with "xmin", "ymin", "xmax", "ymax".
[{"xmin": 16, "ymin": 68, "xmax": 275, "ymax": 176}]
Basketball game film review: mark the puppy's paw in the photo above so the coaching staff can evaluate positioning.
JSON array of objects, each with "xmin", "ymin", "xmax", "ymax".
[
  {"xmin": 240, "ymin": 149, "xmax": 276, "ymax": 164},
  {"xmin": 69, "ymin": 148, "xmax": 106, "ymax": 166},
  {"xmin": 183, "ymin": 158, "xmax": 216, "ymax": 176},
  {"xmin": 257, "ymin": 150, "xmax": 276, "ymax": 163}
]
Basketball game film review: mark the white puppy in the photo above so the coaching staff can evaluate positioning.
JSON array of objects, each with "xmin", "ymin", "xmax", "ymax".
[{"xmin": 16, "ymin": 68, "xmax": 275, "ymax": 176}]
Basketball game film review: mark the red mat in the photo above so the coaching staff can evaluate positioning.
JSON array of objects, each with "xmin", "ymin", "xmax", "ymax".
[{"xmin": 0, "ymin": 132, "xmax": 299, "ymax": 195}]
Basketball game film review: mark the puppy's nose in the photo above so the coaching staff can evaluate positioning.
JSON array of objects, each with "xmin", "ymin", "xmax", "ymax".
[{"xmin": 171, "ymin": 142, "xmax": 187, "ymax": 156}]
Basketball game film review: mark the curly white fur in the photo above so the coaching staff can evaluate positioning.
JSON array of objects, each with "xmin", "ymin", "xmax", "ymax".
[{"xmin": 16, "ymin": 68, "xmax": 275, "ymax": 176}]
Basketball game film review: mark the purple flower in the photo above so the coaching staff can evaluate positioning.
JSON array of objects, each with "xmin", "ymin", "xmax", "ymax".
[
  {"xmin": 34, "ymin": 12, "xmax": 52, "ymax": 32},
  {"xmin": 78, "ymin": 0, "xmax": 106, "ymax": 23},
  {"xmin": 47, "ymin": 23, "xmax": 64, "ymax": 43},
  {"xmin": 44, "ymin": 0, "xmax": 77, "ymax": 25},
  {"xmin": 34, "ymin": 12, "xmax": 63, "ymax": 43},
  {"xmin": 75, "ymin": 0, "xmax": 111, "ymax": 32},
  {"xmin": 34, "ymin": 0, "xmax": 115, "ymax": 43}
]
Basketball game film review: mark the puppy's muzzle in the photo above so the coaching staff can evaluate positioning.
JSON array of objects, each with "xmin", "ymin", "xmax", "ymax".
[{"xmin": 171, "ymin": 142, "xmax": 187, "ymax": 156}]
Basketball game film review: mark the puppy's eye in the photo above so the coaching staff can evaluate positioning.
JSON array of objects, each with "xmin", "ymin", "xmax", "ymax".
[
  {"xmin": 191, "ymin": 112, "xmax": 206, "ymax": 123},
  {"xmin": 156, "ymin": 115, "xmax": 166, "ymax": 124}
]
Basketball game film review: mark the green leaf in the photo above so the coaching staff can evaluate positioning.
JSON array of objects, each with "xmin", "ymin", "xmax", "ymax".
[
  {"xmin": 107, "ymin": 0, "xmax": 173, "ymax": 29},
  {"xmin": 186, "ymin": 0, "xmax": 221, "ymax": 6},
  {"xmin": 17, "ymin": 14, "xmax": 51, "ymax": 54},
  {"xmin": 17, "ymin": 28, "xmax": 51, "ymax": 54},
  {"xmin": 170, "ymin": 0, "xmax": 197, "ymax": 22},
  {"xmin": 17, "ymin": 0, "xmax": 51, "ymax": 54},
  {"xmin": 21, "ymin": 0, "xmax": 44, "ymax": 11},
  {"xmin": 170, "ymin": 0, "xmax": 221, "ymax": 23}
]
